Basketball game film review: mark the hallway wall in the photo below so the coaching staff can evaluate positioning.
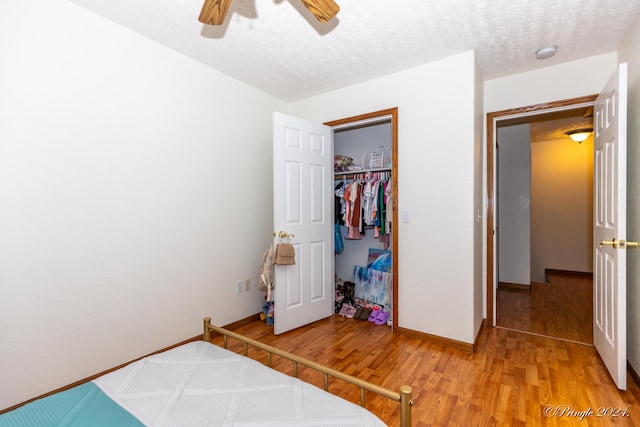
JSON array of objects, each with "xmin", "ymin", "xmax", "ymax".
[{"xmin": 530, "ymin": 136, "xmax": 594, "ymax": 282}]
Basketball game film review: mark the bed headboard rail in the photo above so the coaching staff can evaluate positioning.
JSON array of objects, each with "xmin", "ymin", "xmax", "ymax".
[{"xmin": 203, "ymin": 317, "xmax": 413, "ymax": 427}]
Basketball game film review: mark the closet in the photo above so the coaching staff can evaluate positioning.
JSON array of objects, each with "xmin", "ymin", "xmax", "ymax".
[{"xmin": 330, "ymin": 113, "xmax": 397, "ymax": 329}]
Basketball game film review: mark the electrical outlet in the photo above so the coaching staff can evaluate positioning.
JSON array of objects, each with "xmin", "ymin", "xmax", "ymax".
[
  {"xmin": 235, "ymin": 280, "xmax": 243, "ymax": 294},
  {"xmin": 244, "ymin": 279, "xmax": 251, "ymax": 292}
]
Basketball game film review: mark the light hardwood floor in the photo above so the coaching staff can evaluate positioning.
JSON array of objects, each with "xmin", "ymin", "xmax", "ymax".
[
  {"xmin": 497, "ymin": 271, "xmax": 593, "ymax": 344},
  {"xmin": 212, "ymin": 313, "xmax": 640, "ymax": 426}
]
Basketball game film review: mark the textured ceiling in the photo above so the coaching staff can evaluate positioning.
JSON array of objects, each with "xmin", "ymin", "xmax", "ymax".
[
  {"xmin": 500, "ymin": 106, "xmax": 595, "ymax": 143},
  {"xmin": 529, "ymin": 107, "xmax": 594, "ymax": 143},
  {"xmin": 70, "ymin": 0, "xmax": 640, "ymax": 102}
]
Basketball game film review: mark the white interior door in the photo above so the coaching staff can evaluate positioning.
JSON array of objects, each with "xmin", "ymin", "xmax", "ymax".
[
  {"xmin": 593, "ymin": 63, "xmax": 628, "ymax": 390},
  {"xmin": 273, "ymin": 112, "xmax": 333, "ymax": 335}
]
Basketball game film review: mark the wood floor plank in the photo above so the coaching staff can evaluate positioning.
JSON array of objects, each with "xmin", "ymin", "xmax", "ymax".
[
  {"xmin": 497, "ymin": 271, "xmax": 593, "ymax": 344},
  {"xmin": 210, "ymin": 314, "xmax": 640, "ymax": 426}
]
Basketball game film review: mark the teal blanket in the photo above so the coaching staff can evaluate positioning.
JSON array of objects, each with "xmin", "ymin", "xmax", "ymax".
[{"xmin": 0, "ymin": 382, "xmax": 143, "ymax": 427}]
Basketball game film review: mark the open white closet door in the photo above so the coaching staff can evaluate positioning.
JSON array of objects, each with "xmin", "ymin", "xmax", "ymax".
[
  {"xmin": 593, "ymin": 63, "xmax": 629, "ymax": 390},
  {"xmin": 272, "ymin": 112, "xmax": 334, "ymax": 335}
]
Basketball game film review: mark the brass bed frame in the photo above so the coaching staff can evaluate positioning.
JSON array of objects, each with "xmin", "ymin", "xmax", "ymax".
[{"xmin": 203, "ymin": 317, "xmax": 413, "ymax": 427}]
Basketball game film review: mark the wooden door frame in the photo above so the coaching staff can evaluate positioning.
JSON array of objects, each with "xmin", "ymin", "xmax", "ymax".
[
  {"xmin": 486, "ymin": 95, "xmax": 597, "ymax": 325},
  {"xmin": 324, "ymin": 107, "xmax": 399, "ymax": 332}
]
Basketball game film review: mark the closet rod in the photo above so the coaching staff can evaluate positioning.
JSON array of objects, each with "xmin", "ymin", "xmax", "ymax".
[{"xmin": 334, "ymin": 173, "xmax": 390, "ymax": 181}]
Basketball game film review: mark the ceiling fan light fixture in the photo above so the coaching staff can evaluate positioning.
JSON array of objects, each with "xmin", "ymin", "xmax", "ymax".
[
  {"xmin": 199, "ymin": 0, "xmax": 232, "ymax": 25},
  {"xmin": 299, "ymin": 0, "xmax": 340, "ymax": 22},
  {"xmin": 199, "ymin": 0, "xmax": 339, "ymax": 25},
  {"xmin": 566, "ymin": 128, "xmax": 593, "ymax": 143},
  {"xmin": 535, "ymin": 45, "xmax": 557, "ymax": 60}
]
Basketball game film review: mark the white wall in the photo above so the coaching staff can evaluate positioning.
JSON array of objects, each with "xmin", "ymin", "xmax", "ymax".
[
  {"xmin": 498, "ymin": 124, "xmax": 531, "ymax": 285},
  {"xmin": 530, "ymin": 136, "xmax": 594, "ymax": 281},
  {"xmin": 0, "ymin": 0, "xmax": 286, "ymax": 410},
  {"xmin": 291, "ymin": 51, "xmax": 480, "ymax": 344},
  {"xmin": 485, "ymin": 53, "xmax": 618, "ymax": 113},
  {"xmin": 473, "ymin": 58, "xmax": 484, "ymax": 338},
  {"xmin": 619, "ymin": 10, "xmax": 640, "ymax": 377}
]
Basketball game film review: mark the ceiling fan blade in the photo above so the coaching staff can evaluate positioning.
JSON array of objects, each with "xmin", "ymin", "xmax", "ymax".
[
  {"xmin": 199, "ymin": 0, "xmax": 232, "ymax": 25},
  {"xmin": 299, "ymin": 0, "xmax": 340, "ymax": 22}
]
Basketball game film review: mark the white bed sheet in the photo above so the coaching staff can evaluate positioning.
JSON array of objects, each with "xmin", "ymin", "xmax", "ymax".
[{"xmin": 93, "ymin": 341, "xmax": 387, "ymax": 426}]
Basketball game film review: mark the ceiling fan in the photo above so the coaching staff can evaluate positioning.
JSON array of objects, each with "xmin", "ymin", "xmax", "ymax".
[{"xmin": 199, "ymin": 0, "xmax": 340, "ymax": 25}]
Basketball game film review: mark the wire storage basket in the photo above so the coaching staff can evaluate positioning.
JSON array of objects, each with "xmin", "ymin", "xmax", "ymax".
[{"xmin": 362, "ymin": 146, "xmax": 391, "ymax": 170}]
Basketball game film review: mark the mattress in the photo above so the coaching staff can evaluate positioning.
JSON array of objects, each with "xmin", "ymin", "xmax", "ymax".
[
  {"xmin": 0, "ymin": 382, "xmax": 142, "ymax": 427},
  {"xmin": 2, "ymin": 341, "xmax": 386, "ymax": 426}
]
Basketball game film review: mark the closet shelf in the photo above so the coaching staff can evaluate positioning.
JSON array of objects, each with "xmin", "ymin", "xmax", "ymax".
[{"xmin": 334, "ymin": 168, "xmax": 391, "ymax": 177}]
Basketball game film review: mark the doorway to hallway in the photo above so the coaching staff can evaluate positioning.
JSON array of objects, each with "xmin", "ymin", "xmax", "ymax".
[{"xmin": 486, "ymin": 94, "xmax": 598, "ymax": 326}]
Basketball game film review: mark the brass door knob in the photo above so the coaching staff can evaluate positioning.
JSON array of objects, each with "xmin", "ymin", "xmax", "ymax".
[
  {"xmin": 600, "ymin": 238, "xmax": 618, "ymax": 249},
  {"xmin": 598, "ymin": 238, "xmax": 639, "ymax": 249}
]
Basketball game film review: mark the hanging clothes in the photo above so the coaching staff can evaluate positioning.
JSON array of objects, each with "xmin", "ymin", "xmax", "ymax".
[
  {"xmin": 334, "ymin": 173, "xmax": 391, "ymax": 242},
  {"xmin": 259, "ymin": 243, "xmax": 274, "ymax": 301},
  {"xmin": 334, "ymin": 181, "xmax": 346, "ymax": 226},
  {"xmin": 347, "ymin": 180, "xmax": 362, "ymax": 240},
  {"xmin": 335, "ymin": 222, "xmax": 344, "ymax": 254}
]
